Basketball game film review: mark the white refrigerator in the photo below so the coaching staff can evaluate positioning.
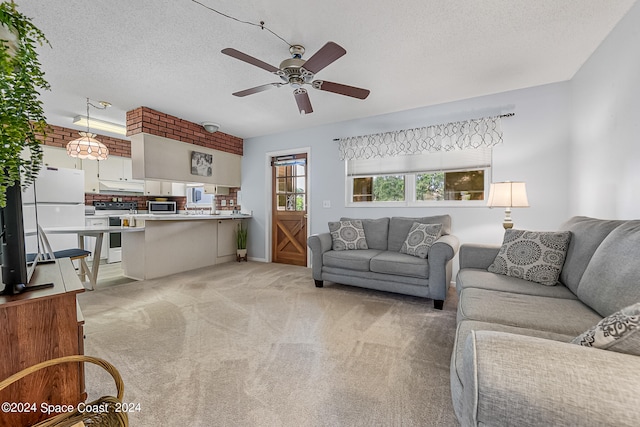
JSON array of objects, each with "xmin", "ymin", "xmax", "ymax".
[{"xmin": 22, "ymin": 167, "xmax": 86, "ymax": 254}]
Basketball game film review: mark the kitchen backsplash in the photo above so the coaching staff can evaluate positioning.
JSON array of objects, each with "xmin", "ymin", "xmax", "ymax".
[{"xmin": 85, "ymin": 190, "xmax": 241, "ymax": 212}]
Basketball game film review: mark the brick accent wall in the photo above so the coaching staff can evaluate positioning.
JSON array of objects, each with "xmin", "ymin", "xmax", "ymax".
[
  {"xmin": 126, "ymin": 106, "xmax": 243, "ymax": 156},
  {"xmin": 43, "ymin": 124, "xmax": 132, "ymax": 157}
]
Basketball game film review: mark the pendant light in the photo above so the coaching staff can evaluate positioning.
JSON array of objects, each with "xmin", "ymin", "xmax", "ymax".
[{"xmin": 66, "ymin": 98, "xmax": 110, "ymax": 160}]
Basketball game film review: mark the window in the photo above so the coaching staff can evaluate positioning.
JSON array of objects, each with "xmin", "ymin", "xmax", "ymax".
[
  {"xmin": 274, "ymin": 158, "xmax": 306, "ymax": 211},
  {"xmin": 347, "ymin": 148, "xmax": 491, "ymax": 207}
]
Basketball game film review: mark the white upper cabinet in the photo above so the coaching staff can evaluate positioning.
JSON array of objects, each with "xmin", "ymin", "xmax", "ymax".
[
  {"xmin": 144, "ymin": 181, "xmax": 186, "ymax": 196},
  {"xmin": 98, "ymin": 156, "xmax": 143, "ymax": 183},
  {"xmin": 42, "ymin": 145, "xmax": 81, "ymax": 170}
]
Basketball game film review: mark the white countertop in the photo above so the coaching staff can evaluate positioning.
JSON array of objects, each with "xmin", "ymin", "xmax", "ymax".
[
  {"xmin": 87, "ymin": 212, "xmax": 251, "ymax": 220},
  {"xmin": 130, "ymin": 213, "xmax": 252, "ymax": 221}
]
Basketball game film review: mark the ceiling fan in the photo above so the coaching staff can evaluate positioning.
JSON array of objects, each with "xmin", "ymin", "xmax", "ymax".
[{"xmin": 221, "ymin": 42, "xmax": 370, "ymax": 114}]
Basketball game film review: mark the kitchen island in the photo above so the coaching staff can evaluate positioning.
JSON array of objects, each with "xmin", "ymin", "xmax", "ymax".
[{"xmin": 121, "ymin": 214, "xmax": 250, "ymax": 280}]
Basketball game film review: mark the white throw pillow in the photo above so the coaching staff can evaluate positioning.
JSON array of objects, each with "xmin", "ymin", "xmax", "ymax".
[
  {"xmin": 328, "ymin": 220, "xmax": 368, "ymax": 251},
  {"xmin": 571, "ymin": 302, "xmax": 640, "ymax": 356},
  {"xmin": 399, "ymin": 222, "xmax": 442, "ymax": 259},
  {"xmin": 488, "ymin": 229, "xmax": 571, "ymax": 286}
]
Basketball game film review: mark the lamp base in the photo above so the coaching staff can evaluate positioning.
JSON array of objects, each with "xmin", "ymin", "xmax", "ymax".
[{"xmin": 503, "ymin": 207, "xmax": 514, "ymax": 229}]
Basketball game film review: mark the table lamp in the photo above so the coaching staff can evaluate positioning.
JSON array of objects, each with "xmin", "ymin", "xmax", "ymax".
[{"xmin": 487, "ymin": 181, "xmax": 529, "ymax": 229}]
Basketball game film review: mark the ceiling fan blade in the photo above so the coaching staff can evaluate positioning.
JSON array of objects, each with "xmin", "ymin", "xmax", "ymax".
[
  {"xmin": 221, "ymin": 48, "xmax": 280, "ymax": 73},
  {"xmin": 312, "ymin": 80, "xmax": 370, "ymax": 99},
  {"xmin": 301, "ymin": 42, "xmax": 346, "ymax": 75},
  {"xmin": 294, "ymin": 88, "xmax": 313, "ymax": 115},
  {"xmin": 232, "ymin": 83, "xmax": 282, "ymax": 97}
]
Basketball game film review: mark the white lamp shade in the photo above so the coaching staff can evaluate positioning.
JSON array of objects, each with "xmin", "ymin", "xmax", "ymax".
[
  {"xmin": 487, "ymin": 182, "xmax": 529, "ymax": 208},
  {"xmin": 66, "ymin": 132, "xmax": 110, "ymax": 160}
]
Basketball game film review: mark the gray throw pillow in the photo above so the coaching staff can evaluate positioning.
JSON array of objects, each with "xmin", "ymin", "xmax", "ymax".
[
  {"xmin": 488, "ymin": 229, "xmax": 571, "ymax": 286},
  {"xmin": 399, "ymin": 222, "xmax": 442, "ymax": 259},
  {"xmin": 571, "ymin": 302, "xmax": 640, "ymax": 356},
  {"xmin": 328, "ymin": 220, "xmax": 368, "ymax": 251}
]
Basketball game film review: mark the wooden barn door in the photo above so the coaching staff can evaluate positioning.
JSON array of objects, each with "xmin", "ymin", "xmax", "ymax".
[{"xmin": 271, "ymin": 154, "xmax": 307, "ymax": 266}]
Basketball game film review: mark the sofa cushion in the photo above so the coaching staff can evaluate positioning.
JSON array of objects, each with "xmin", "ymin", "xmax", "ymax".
[
  {"xmin": 451, "ymin": 319, "xmax": 574, "ymax": 413},
  {"xmin": 388, "ymin": 215, "xmax": 451, "ymax": 252},
  {"xmin": 323, "ymin": 249, "xmax": 381, "ymax": 272},
  {"xmin": 571, "ymin": 302, "xmax": 640, "ymax": 356},
  {"xmin": 456, "ymin": 268, "xmax": 579, "ymax": 299},
  {"xmin": 328, "ymin": 220, "xmax": 368, "ymax": 250},
  {"xmin": 399, "ymin": 222, "xmax": 442, "ymax": 258},
  {"xmin": 340, "ymin": 217, "xmax": 389, "ymax": 251},
  {"xmin": 322, "ymin": 266, "xmax": 430, "ymax": 287},
  {"xmin": 370, "ymin": 251, "xmax": 429, "ymax": 278},
  {"xmin": 577, "ymin": 220, "xmax": 640, "ymax": 317},
  {"xmin": 559, "ymin": 216, "xmax": 626, "ymax": 294},
  {"xmin": 487, "ymin": 229, "xmax": 571, "ymax": 286},
  {"xmin": 457, "ymin": 288, "xmax": 602, "ymax": 336}
]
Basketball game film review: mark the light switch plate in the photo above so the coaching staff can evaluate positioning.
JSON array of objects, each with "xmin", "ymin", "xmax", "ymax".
[
  {"xmin": 322, "ymin": 200, "xmax": 331, "ymax": 208},
  {"xmin": 221, "ymin": 200, "xmax": 227, "ymax": 206}
]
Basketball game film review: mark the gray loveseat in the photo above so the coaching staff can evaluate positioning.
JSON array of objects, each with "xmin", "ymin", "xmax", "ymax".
[
  {"xmin": 307, "ymin": 215, "xmax": 459, "ymax": 309},
  {"xmin": 451, "ymin": 216, "xmax": 640, "ymax": 426}
]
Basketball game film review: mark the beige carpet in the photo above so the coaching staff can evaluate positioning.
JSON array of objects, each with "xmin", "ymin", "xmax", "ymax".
[{"xmin": 77, "ymin": 261, "xmax": 460, "ymax": 426}]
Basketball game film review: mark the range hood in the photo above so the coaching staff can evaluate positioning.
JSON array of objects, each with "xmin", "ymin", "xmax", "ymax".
[{"xmin": 98, "ymin": 180, "xmax": 145, "ymax": 194}]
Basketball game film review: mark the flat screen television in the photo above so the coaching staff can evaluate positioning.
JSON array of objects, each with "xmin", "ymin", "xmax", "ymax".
[{"xmin": 0, "ymin": 182, "xmax": 45, "ymax": 295}]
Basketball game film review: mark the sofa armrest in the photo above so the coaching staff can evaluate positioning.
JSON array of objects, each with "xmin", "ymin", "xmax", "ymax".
[
  {"xmin": 460, "ymin": 330, "xmax": 640, "ymax": 427},
  {"xmin": 458, "ymin": 243, "xmax": 500, "ymax": 270},
  {"xmin": 307, "ymin": 233, "xmax": 332, "ymax": 280},
  {"xmin": 427, "ymin": 234, "xmax": 460, "ymax": 301}
]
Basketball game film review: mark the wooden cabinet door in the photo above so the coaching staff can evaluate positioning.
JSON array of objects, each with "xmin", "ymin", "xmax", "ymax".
[{"xmin": 217, "ymin": 219, "xmax": 238, "ymax": 258}]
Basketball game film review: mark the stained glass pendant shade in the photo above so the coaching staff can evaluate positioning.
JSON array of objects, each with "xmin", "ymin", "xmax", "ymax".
[
  {"xmin": 66, "ymin": 97, "xmax": 110, "ymax": 160},
  {"xmin": 66, "ymin": 131, "xmax": 109, "ymax": 160}
]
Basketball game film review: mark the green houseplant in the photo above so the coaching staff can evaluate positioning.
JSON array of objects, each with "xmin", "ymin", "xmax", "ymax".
[
  {"xmin": 0, "ymin": 0, "xmax": 50, "ymax": 208},
  {"xmin": 235, "ymin": 222, "xmax": 247, "ymax": 261}
]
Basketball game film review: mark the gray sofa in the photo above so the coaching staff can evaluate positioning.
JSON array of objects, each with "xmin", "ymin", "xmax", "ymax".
[
  {"xmin": 307, "ymin": 215, "xmax": 459, "ymax": 309},
  {"xmin": 451, "ymin": 216, "xmax": 640, "ymax": 426}
]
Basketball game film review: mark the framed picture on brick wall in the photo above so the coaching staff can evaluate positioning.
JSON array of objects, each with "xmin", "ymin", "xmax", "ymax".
[{"xmin": 191, "ymin": 151, "xmax": 213, "ymax": 176}]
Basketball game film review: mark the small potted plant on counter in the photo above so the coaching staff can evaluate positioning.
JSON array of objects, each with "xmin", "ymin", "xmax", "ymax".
[{"xmin": 236, "ymin": 222, "xmax": 247, "ymax": 262}]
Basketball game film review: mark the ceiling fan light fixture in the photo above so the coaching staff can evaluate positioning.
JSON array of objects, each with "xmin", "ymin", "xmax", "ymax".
[
  {"xmin": 202, "ymin": 122, "xmax": 220, "ymax": 133},
  {"xmin": 221, "ymin": 41, "xmax": 369, "ymax": 114}
]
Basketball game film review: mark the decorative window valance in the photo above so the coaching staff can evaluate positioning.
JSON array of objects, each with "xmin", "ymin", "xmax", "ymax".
[{"xmin": 338, "ymin": 115, "xmax": 507, "ymax": 161}]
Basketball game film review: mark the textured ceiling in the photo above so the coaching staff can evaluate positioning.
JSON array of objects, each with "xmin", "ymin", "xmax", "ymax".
[{"xmin": 16, "ymin": 0, "xmax": 638, "ymax": 139}]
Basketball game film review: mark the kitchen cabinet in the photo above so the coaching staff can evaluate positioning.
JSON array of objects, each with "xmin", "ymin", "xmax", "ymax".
[
  {"xmin": 145, "ymin": 181, "xmax": 186, "ymax": 196},
  {"xmin": 84, "ymin": 217, "xmax": 109, "ymax": 261},
  {"xmin": 204, "ymin": 184, "xmax": 230, "ymax": 195},
  {"xmin": 82, "ymin": 155, "xmax": 144, "ymax": 194},
  {"xmin": 217, "ymin": 218, "xmax": 242, "ymax": 262},
  {"xmin": 42, "ymin": 145, "xmax": 81, "ymax": 169},
  {"xmin": 98, "ymin": 156, "xmax": 143, "ymax": 183},
  {"xmin": 82, "ymin": 159, "xmax": 100, "ymax": 193}
]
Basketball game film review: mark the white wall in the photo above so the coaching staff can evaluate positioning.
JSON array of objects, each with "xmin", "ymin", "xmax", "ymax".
[
  {"xmin": 242, "ymin": 82, "xmax": 572, "ymax": 269},
  {"xmin": 239, "ymin": 1, "xmax": 640, "ymax": 285},
  {"xmin": 570, "ymin": 0, "xmax": 640, "ymax": 219}
]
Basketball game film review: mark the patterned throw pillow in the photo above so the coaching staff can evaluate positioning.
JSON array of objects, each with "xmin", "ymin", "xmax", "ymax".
[
  {"xmin": 571, "ymin": 302, "xmax": 640, "ymax": 356},
  {"xmin": 399, "ymin": 222, "xmax": 442, "ymax": 259},
  {"xmin": 488, "ymin": 229, "xmax": 571, "ymax": 286},
  {"xmin": 328, "ymin": 220, "xmax": 368, "ymax": 251}
]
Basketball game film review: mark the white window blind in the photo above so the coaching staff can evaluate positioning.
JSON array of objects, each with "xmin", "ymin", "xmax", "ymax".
[{"xmin": 347, "ymin": 147, "xmax": 492, "ymax": 176}]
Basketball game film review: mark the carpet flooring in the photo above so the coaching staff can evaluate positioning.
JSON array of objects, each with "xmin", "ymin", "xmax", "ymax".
[{"xmin": 77, "ymin": 261, "xmax": 460, "ymax": 426}]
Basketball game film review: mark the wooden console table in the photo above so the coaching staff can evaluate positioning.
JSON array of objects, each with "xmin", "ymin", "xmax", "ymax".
[{"xmin": 0, "ymin": 259, "xmax": 85, "ymax": 426}]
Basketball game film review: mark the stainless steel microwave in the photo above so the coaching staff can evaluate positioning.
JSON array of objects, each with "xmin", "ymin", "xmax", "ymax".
[{"xmin": 148, "ymin": 201, "xmax": 177, "ymax": 214}]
